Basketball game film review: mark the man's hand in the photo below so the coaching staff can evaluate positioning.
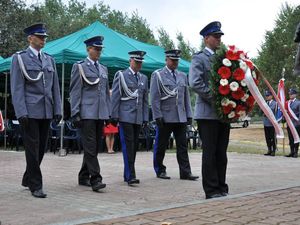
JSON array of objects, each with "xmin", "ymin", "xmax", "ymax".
[
  {"xmin": 53, "ymin": 115, "xmax": 62, "ymax": 125},
  {"xmin": 155, "ymin": 118, "xmax": 164, "ymax": 129},
  {"xmin": 72, "ymin": 114, "xmax": 82, "ymax": 128},
  {"xmin": 18, "ymin": 116, "xmax": 29, "ymax": 127}
]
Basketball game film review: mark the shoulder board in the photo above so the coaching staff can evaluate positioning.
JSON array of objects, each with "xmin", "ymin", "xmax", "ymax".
[
  {"xmin": 77, "ymin": 60, "xmax": 84, "ymax": 64},
  {"xmin": 153, "ymin": 68, "xmax": 163, "ymax": 73},
  {"xmin": 43, "ymin": 52, "xmax": 52, "ymax": 57},
  {"xmin": 194, "ymin": 51, "xmax": 202, "ymax": 55},
  {"xmin": 16, "ymin": 50, "xmax": 26, "ymax": 54}
]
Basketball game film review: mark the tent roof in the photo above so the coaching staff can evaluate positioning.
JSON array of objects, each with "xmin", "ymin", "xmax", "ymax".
[{"xmin": 0, "ymin": 21, "xmax": 190, "ymax": 73}]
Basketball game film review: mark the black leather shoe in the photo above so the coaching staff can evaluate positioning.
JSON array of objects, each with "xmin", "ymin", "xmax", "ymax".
[
  {"xmin": 31, "ymin": 189, "xmax": 47, "ymax": 198},
  {"xmin": 79, "ymin": 179, "xmax": 91, "ymax": 187},
  {"xmin": 157, "ymin": 172, "xmax": 171, "ymax": 179},
  {"xmin": 206, "ymin": 193, "xmax": 223, "ymax": 199},
  {"xmin": 127, "ymin": 178, "xmax": 140, "ymax": 186},
  {"xmin": 286, "ymin": 153, "xmax": 293, "ymax": 157},
  {"xmin": 292, "ymin": 153, "xmax": 298, "ymax": 158},
  {"xmin": 180, "ymin": 174, "xmax": 199, "ymax": 181},
  {"xmin": 221, "ymin": 192, "xmax": 229, "ymax": 196},
  {"xmin": 92, "ymin": 182, "xmax": 106, "ymax": 191},
  {"xmin": 264, "ymin": 152, "xmax": 271, "ymax": 156}
]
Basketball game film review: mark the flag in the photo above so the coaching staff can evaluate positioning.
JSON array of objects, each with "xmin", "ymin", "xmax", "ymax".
[
  {"xmin": 0, "ymin": 110, "xmax": 4, "ymax": 132},
  {"xmin": 276, "ymin": 78, "xmax": 285, "ymax": 121}
]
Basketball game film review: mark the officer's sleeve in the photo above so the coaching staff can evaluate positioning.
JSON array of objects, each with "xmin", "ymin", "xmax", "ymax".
[
  {"xmin": 143, "ymin": 76, "xmax": 149, "ymax": 122},
  {"xmin": 51, "ymin": 57, "xmax": 62, "ymax": 117},
  {"xmin": 150, "ymin": 72, "xmax": 162, "ymax": 119},
  {"xmin": 189, "ymin": 54, "xmax": 213, "ymax": 102},
  {"xmin": 10, "ymin": 54, "xmax": 27, "ymax": 119},
  {"xmin": 104, "ymin": 67, "xmax": 111, "ymax": 117},
  {"xmin": 69, "ymin": 64, "xmax": 82, "ymax": 117},
  {"xmin": 111, "ymin": 72, "xmax": 121, "ymax": 119},
  {"xmin": 184, "ymin": 75, "xmax": 193, "ymax": 118}
]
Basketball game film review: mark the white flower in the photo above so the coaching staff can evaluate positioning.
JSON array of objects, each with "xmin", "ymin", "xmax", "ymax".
[
  {"xmin": 222, "ymin": 58, "xmax": 232, "ymax": 67},
  {"xmin": 221, "ymin": 98, "xmax": 230, "ymax": 106},
  {"xmin": 241, "ymin": 79, "xmax": 247, "ymax": 87},
  {"xmin": 239, "ymin": 60, "xmax": 248, "ymax": 72},
  {"xmin": 230, "ymin": 81, "xmax": 239, "ymax": 91},
  {"xmin": 238, "ymin": 111, "xmax": 247, "ymax": 118},
  {"xmin": 241, "ymin": 94, "xmax": 249, "ymax": 102},
  {"xmin": 228, "ymin": 111, "xmax": 236, "ymax": 119},
  {"xmin": 252, "ymin": 71, "xmax": 257, "ymax": 79},
  {"xmin": 228, "ymin": 101, "xmax": 237, "ymax": 108},
  {"xmin": 220, "ymin": 79, "xmax": 228, "ymax": 86}
]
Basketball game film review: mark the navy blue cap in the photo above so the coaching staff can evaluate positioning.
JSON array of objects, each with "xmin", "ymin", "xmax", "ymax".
[
  {"xmin": 129, "ymin": 50, "xmax": 146, "ymax": 62},
  {"xmin": 84, "ymin": 36, "xmax": 104, "ymax": 47},
  {"xmin": 200, "ymin": 21, "xmax": 224, "ymax": 37},
  {"xmin": 289, "ymin": 88, "xmax": 298, "ymax": 95},
  {"xmin": 24, "ymin": 23, "xmax": 48, "ymax": 36},
  {"xmin": 264, "ymin": 90, "xmax": 272, "ymax": 96},
  {"xmin": 165, "ymin": 49, "xmax": 181, "ymax": 60}
]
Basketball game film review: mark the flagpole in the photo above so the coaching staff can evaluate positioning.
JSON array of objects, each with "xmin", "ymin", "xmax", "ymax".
[{"xmin": 281, "ymin": 68, "xmax": 285, "ymax": 154}]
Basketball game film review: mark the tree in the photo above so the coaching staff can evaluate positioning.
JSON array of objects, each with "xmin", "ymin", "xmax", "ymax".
[
  {"xmin": 157, "ymin": 27, "xmax": 175, "ymax": 50},
  {"xmin": 176, "ymin": 32, "xmax": 195, "ymax": 61}
]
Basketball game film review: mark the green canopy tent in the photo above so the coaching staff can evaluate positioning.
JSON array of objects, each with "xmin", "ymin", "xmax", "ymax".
[{"xmin": 0, "ymin": 21, "xmax": 191, "ymax": 153}]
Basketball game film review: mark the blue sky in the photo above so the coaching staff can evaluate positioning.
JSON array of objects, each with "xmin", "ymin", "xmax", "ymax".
[{"xmin": 26, "ymin": 0, "xmax": 299, "ymax": 57}]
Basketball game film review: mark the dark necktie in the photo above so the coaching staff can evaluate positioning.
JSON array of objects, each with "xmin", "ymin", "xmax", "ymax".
[
  {"xmin": 172, "ymin": 70, "xmax": 176, "ymax": 81},
  {"xmin": 134, "ymin": 73, "xmax": 138, "ymax": 82},
  {"xmin": 38, "ymin": 53, "xmax": 42, "ymax": 62},
  {"xmin": 94, "ymin": 62, "xmax": 99, "ymax": 70}
]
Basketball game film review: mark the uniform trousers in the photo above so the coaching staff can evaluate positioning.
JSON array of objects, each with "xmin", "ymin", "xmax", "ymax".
[
  {"xmin": 78, "ymin": 119, "xmax": 103, "ymax": 185},
  {"xmin": 153, "ymin": 123, "xmax": 191, "ymax": 177},
  {"xmin": 119, "ymin": 122, "xmax": 141, "ymax": 181},
  {"xmin": 287, "ymin": 126, "xmax": 300, "ymax": 153},
  {"xmin": 197, "ymin": 119, "xmax": 230, "ymax": 196},
  {"xmin": 20, "ymin": 118, "xmax": 50, "ymax": 192},
  {"xmin": 264, "ymin": 126, "xmax": 277, "ymax": 151}
]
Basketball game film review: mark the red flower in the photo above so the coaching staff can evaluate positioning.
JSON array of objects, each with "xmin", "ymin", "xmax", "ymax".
[
  {"xmin": 246, "ymin": 95, "xmax": 255, "ymax": 106},
  {"xmin": 231, "ymin": 87, "xmax": 245, "ymax": 100},
  {"xmin": 235, "ymin": 105, "xmax": 246, "ymax": 112},
  {"xmin": 222, "ymin": 105, "xmax": 233, "ymax": 114},
  {"xmin": 225, "ymin": 50, "xmax": 240, "ymax": 60},
  {"xmin": 245, "ymin": 60, "xmax": 254, "ymax": 70},
  {"xmin": 218, "ymin": 85, "xmax": 230, "ymax": 95},
  {"xmin": 233, "ymin": 68, "xmax": 245, "ymax": 81},
  {"xmin": 218, "ymin": 66, "xmax": 231, "ymax": 79}
]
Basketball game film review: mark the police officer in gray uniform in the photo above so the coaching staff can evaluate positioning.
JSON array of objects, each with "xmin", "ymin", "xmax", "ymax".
[
  {"xmin": 286, "ymin": 88, "xmax": 300, "ymax": 158},
  {"xmin": 263, "ymin": 90, "xmax": 277, "ymax": 156},
  {"xmin": 189, "ymin": 21, "xmax": 230, "ymax": 199},
  {"xmin": 150, "ymin": 49, "xmax": 198, "ymax": 181},
  {"xmin": 111, "ymin": 51, "xmax": 149, "ymax": 186},
  {"xmin": 70, "ymin": 36, "xmax": 110, "ymax": 191},
  {"xmin": 10, "ymin": 23, "xmax": 62, "ymax": 198}
]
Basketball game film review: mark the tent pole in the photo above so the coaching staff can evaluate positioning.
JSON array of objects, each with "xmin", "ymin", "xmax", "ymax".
[
  {"xmin": 4, "ymin": 72, "xmax": 8, "ymax": 150},
  {"xmin": 59, "ymin": 63, "xmax": 66, "ymax": 156}
]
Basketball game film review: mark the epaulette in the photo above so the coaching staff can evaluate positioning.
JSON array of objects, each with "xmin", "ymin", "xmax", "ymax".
[
  {"xmin": 16, "ymin": 50, "xmax": 26, "ymax": 54},
  {"xmin": 153, "ymin": 68, "xmax": 163, "ymax": 73},
  {"xmin": 43, "ymin": 52, "xmax": 52, "ymax": 57},
  {"xmin": 77, "ymin": 60, "xmax": 84, "ymax": 64},
  {"xmin": 194, "ymin": 51, "xmax": 202, "ymax": 55}
]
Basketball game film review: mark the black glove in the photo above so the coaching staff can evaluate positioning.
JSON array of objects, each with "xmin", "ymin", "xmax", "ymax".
[
  {"xmin": 53, "ymin": 115, "xmax": 62, "ymax": 125},
  {"xmin": 110, "ymin": 118, "xmax": 119, "ymax": 126},
  {"xmin": 72, "ymin": 114, "xmax": 82, "ymax": 128},
  {"xmin": 155, "ymin": 118, "xmax": 164, "ymax": 129},
  {"xmin": 187, "ymin": 118, "xmax": 193, "ymax": 125},
  {"xmin": 18, "ymin": 116, "xmax": 29, "ymax": 127}
]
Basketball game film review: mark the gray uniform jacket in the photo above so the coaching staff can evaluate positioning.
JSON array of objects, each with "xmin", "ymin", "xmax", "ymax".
[
  {"xmin": 111, "ymin": 68, "xmax": 149, "ymax": 125},
  {"xmin": 150, "ymin": 67, "xmax": 192, "ymax": 123},
  {"xmin": 288, "ymin": 99, "xmax": 300, "ymax": 127},
  {"xmin": 263, "ymin": 100, "xmax": 277, "ymax": 127},
  {"xmin": 189, "ymin": 49, "xmax": 218, "ymax": 120},
  {"xmin": 10, "ymin": 47, "xmax": 61, "ymax": 119},
  {"xmin": 69, "ymin": 58, "xmax": 111, "ymax": 120}
]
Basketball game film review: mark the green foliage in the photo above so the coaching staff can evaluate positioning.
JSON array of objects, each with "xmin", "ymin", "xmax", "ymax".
[
  {"xmin": 157, "ymin": 27, "xmax": 175, "ymax": 51},
  {"xmin": 256, "ymin": 4, "xmax": 300, "ymax": 90}
]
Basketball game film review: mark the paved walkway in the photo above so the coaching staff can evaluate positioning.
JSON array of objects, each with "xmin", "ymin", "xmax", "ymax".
[
  {"xmin": 82, "ymin": 187, "xmax": 300, "ymax": 225},
  {"xmin": 0, "ymin": 150, "xmax": 300, "ymax": 225}
]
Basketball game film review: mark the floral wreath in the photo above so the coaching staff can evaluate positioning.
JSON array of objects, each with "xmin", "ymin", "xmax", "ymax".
[{"xmin": 210, "ymin": 45, "xmax": 258, "ymax": 123}]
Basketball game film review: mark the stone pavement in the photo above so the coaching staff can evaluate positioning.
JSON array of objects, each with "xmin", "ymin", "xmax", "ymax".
[
  {"xmin": 0, "ymin": 150, "xmax": 300, "ymax": 225},
  {"xmin": 82, "ymin": 187, "xmax": 300, "ymax": 225}
]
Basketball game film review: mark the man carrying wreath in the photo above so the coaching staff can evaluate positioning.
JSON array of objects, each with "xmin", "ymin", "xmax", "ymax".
[{"xmin": 189, "ymin": 21, "xmax": 230, "ymax": 199}]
